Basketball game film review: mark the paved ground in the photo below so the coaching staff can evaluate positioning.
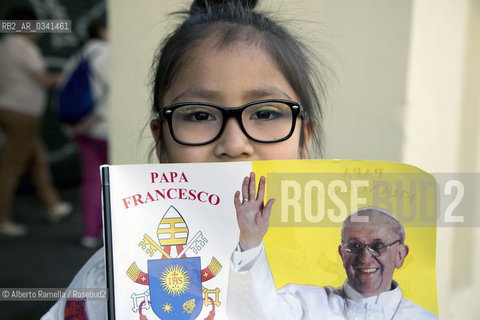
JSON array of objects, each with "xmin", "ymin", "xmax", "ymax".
[{"xmin": 0, "ymin": 188, "xmax": 99, "ymax": 320}]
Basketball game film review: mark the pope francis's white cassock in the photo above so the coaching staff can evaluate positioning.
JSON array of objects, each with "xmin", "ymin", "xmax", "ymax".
[{"xmin": 227, "ymin": 243, "xmax": 438, "ymax": 320}]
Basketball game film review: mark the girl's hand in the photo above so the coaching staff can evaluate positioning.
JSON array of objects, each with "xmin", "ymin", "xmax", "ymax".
[{"xmin": 234, "ymin": 172, "xmax": 275, "ymax": 251}]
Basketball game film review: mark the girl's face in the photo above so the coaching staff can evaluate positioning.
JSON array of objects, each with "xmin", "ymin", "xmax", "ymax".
[{"xmin": 151, "ymin": 37, "xmax": 310, "ymax": 163}]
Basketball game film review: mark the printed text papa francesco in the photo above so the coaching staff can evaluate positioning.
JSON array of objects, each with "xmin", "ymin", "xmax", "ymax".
[{"xmin": 122, "ymin": 171, "xmax": 220, "ymax": 209}]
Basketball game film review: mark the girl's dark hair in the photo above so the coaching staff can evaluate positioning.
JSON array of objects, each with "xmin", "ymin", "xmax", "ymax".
[{"xmin": 151, "ymin": 0, "xmax": 325, "ymax": 159}]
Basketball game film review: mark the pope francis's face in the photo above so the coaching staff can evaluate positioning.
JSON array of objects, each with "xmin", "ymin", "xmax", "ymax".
[{"xmin": 338, "ymin": 212, "xmax": 409, "ymax": 297}]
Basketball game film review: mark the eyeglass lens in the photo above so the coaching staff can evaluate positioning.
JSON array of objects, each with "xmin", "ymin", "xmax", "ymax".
[
  {"xmin": 344, "ymin": 240, "xmax": 393, "ymax": 256},
  {"xmin": 170, "ymin": 101, "xmax": 294, "ymax": 144}
]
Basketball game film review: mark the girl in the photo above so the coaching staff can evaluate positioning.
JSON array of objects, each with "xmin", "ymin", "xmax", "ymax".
[{"xmin": 42, "ymin": 0, "xmax": 325, "ymax": 318}]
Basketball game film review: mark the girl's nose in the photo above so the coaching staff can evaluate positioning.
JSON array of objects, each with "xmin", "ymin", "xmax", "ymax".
[{"xmin": 213, "ymin": 118, "xmax": 254, "ymax": 160}]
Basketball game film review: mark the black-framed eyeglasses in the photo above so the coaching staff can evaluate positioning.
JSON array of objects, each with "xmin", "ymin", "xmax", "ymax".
[
  {"xmin": 159, "ymin": 99, "xmax": 304, "ymax": 146},
  {"xmin": 341, "ymin": 239, "xmax": 402, "ymax": 257}
]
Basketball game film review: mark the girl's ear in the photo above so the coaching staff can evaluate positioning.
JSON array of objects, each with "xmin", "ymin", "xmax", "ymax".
[
  {"xmin": 299, "ymin": 120, "xmax": 312, "ymax": 159},
  {"xmin": 150, "ymin": 119, "xmax": 165, "ymax": 162},
  {"xmin": 150, "ymin": 119, "xmax": 161, "ymax": 143}
]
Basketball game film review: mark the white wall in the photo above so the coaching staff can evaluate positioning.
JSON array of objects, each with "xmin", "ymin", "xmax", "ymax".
[
  {"xmin": 404, "ymin": 0, "xmax": 480, "ymax": 318},
  {"xmin": 312, "ymin": 0, "xmax": 412, "ymax": 161},
  {"xmin": 109, "ymin": 0, "xmax": 182, "ymax": 164}
]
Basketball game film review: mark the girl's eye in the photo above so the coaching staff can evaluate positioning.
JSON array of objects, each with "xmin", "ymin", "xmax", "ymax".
[
  {"xmin": 253, "ymin": 110, "xmax": 275, "ymax": 119},
  {"xmin": 176, "ymin": 107, "xmax": 217, "ymax": 122},
  {"xmin": 187, "ymin": 111, "xmax": 214, "ymax": 121},
  {"xmin": 250, "ymin": 106, "xmax": 283, "ymax": 120}
]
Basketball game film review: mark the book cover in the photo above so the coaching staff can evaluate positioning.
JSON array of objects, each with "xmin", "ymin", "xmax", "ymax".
[{"xmin": 102, "ymin": 159, "xmax": 438, "ymax": 319}]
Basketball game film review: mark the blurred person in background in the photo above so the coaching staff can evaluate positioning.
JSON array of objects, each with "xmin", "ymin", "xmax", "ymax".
[
  {"xmin": 58, "ymin": 14, "xmax": 109, "ymax": 248},
  {"xmin": 0, "ymin": 6, "xmax": 73, "ymax": 237}
]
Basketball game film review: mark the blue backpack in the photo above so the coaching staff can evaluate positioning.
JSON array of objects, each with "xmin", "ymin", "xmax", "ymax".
[{"xmin": 57, "ymin": 51, "xmax": 107, "ymax": 124}]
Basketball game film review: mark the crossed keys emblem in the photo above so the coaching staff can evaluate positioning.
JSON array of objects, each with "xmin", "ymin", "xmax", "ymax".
[
  {"xmin": 139, "ymin": 230, "xmax": 208, "ymax": 259},
  {"xmin": 126, "ymin": 205, "xmax": 222, "ymax": 318}
]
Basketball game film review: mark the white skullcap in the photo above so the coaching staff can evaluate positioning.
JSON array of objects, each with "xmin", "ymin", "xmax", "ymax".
[{"xmin": 343, "ymin": 206, "xmax": 405, "ymax": 242}]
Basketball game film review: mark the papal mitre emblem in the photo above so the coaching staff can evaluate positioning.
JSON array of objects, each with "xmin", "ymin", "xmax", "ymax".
[{"xmin": 157, "ymin": 206, "xmax": 189, "ymax": 246}]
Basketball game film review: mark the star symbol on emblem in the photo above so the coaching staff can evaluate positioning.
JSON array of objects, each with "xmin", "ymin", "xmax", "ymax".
[
  {"xmin": 162, "ymin": 302, "xmax": 173, "ymax": 313},
  {"xmin": 141, "ymin": 276, "xmax": 146, "ymax": 282}
]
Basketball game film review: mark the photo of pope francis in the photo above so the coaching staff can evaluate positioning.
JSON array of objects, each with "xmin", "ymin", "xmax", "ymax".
[{"xmin": 226, "ymin": 173, "xmax": 438, "ymax": 319}]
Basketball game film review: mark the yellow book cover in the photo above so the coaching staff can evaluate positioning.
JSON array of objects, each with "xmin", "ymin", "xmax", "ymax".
[{"xmin": 102, "ymin": 159, "xmax": 437, "ymax": 319}]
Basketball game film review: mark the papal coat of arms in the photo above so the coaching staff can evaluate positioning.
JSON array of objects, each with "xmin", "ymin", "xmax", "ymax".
[{"xmin": 126, "ymin": 206, "xmax": 221, "ymax": 320}]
